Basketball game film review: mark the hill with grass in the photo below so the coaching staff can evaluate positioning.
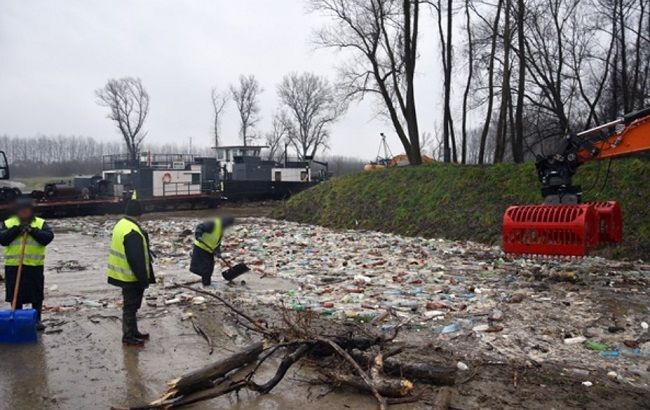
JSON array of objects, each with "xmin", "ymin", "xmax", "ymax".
[{"xmin": 274, "ymin": 159, "xmax": 650, "ymax": 259}]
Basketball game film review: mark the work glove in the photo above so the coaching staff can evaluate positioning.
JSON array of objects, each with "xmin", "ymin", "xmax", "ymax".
[
  {"xmin": 19, "ymin": 224, "xmax": 31, "ymax": 234},
  {"xmin": 214, "ymin": 246, "xmax": 222, "ymax": 258}
]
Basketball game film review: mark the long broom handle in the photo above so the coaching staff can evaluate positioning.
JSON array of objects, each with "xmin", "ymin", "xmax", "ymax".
[{"xmin": 11, "ymin": 232, "xmax": 28, "ymax": 311}]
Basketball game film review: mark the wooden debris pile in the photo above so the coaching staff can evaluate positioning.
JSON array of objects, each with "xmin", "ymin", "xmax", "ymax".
[{"xmin": 120, "ymin": 285, "xmax": 458, "ymax": 410}]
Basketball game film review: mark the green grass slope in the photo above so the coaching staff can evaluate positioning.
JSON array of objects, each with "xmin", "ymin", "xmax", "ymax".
[{"xmin": 274, "ymin": 159, "xmax": 650, "ymax": 259}]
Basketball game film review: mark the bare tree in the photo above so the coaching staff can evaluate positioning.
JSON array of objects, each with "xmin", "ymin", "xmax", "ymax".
[
  {"xmin": 460, "ymin": 0, "xmax": 474, "ymax": 164},
  {"xmin": 278, "ymin": 72, "xmax": 345, "ymax": 160},
  {"xmin": 96, "ymin": 77, "xmax": 149, "ymax": 162},
  {"xmin": 230, "ymin": 74, "xmax": 262, "ymax": 146},
  {"xmin": 210, "ymin": 87, "xmax": 229, "ymax": 147},
  {"xmin": 493, "ymin": 0, "xmax": 513, "ymax": 163},
  {"xmin": 310, "ymin": 0, "xmax": 423, "ymax": 165},
  {"xmin": 512, "ymin": 0, "xmax": 526, "ymax": 162},
  {"xmin": 477, "ymin": 0, "xmax": 503, "ymax": 164},
  {"xmin": 265, "ymin": 112, "xmax": 291, "ymax": 160},
  {"xmin": 433, "ymin": 0, "xmax": 457, "ymax": 162}
]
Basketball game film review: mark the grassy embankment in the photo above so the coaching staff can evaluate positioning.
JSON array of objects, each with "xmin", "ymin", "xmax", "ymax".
[{"xmin": 275, "ymin": 159, "xmax": 650, "ymax": 259}]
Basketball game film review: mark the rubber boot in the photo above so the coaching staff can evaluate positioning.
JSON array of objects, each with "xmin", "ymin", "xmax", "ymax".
[
  {"xmin": 122, "ymin": 316, "xmax": 145, "ymax": 347},
  {"xmin": 134, "ymin": 319, "xmax": 150, "ymax": 340}
]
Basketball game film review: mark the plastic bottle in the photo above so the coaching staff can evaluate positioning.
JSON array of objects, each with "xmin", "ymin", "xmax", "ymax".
[
  {"xmin": 599, "ymin": 350, "xmax": 620, "ymax": 359},
  {"xmin": 440, "ymin": 323, "xmax": 460, "ymax": 334}
]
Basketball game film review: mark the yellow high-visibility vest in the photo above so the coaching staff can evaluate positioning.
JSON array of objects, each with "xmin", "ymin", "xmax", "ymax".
[
  {"xmin": 3, "ymin": 216, "xmax": 46, "ymax": 267},
  {"xmin": 194, "ymin": 218, "xmax": 223, "ymax": 253},
  {"xmin": 107, "ymin": 218, "xmax": 151, "ymax": 283}
]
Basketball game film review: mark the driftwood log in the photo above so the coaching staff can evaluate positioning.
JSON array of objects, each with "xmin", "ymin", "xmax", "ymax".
[
  {"xmin": 325, "ymin": 371, "xmax": 413, "ymax": 398},
  {"xmin": 166, "ymin": 342, "xmax": 263, "ymax": 398},
  {"xmin": 350, "ymin": 350, "xmax": 457, "ymax": 386}
]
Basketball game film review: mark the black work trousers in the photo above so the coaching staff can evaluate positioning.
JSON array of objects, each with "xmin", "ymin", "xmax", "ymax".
[{"xmin": 122, "ymin": 285, "xmax": 144, "ymax": 338}]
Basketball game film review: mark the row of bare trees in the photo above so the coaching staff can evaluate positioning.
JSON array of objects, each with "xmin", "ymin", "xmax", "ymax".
[
  {"xmin": 310, "ymin": 0, "xmax": 650, "ymax": 165},
  {"xmin": 0, "ymin": 135, "xmax": 123, "ymax": 164},
  {"xmin": 211, "ymin": 72, "xmax": 346, "ymax": 161},
  {"xmin": 0, "ymin": 134, "xmax": 212, "ymax": 166},
  {"xmin": 94, "ymin": 73, "xmax": 347, "ymax": 164}
]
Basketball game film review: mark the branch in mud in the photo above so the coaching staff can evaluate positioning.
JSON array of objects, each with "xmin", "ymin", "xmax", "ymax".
[
  {"xmin": 190, "ymin": 318, "xmax": 214, "ymax": 355},
  {"xmin": 248, "ymin": 343, "xmax": 311, "ymax": 394}
]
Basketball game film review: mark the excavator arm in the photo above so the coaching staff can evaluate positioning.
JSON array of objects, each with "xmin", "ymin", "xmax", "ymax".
[
  {"xmin": 577, "ymin": 107, "xmax": 650, "ymax": 162},
  {"xmin": 503, "ymin": 108, "xmax": 650, "ymax": 257},
  {"xmin": 536, "ymin": 107, "xmax": 650, "ymax": 205}
]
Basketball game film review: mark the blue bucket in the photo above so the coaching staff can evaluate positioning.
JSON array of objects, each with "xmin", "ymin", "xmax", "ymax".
[{"xmin": 0, "ymin": 309, "xmax": 38, "ymax": 344}]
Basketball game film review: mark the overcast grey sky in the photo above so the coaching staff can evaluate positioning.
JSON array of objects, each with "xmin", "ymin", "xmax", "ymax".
[{"xmin": 0, "ymin": 0, "xmax": 443, "ymax": 159}]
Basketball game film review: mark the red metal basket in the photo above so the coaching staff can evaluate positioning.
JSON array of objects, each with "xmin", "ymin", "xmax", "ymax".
[{"xmin": 502, "ymin": 204, "xmax": 598, "ymax": 256}]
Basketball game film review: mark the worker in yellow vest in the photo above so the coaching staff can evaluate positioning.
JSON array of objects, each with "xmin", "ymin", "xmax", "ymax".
[
  {"xmin": 0, "ymin": 198, "xmax": 54, "ymax": 331},
  {"xmin": 190, "ymin": 215, "xmax": 235, "ymax": 286},
  {"xmin": 107, "ymin": 200, "xmax": 155, "ymax": 347}
]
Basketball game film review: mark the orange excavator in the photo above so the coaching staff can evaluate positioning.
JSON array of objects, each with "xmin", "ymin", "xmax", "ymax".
[{"xmin": 503, "ymin": 107, "xmax": 650, "ymax": 256}]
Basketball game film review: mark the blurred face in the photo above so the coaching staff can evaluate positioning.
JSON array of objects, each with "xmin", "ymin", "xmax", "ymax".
[{"xmin": 16, "ymin": 207, "xmax": 33, "ymax": 221}]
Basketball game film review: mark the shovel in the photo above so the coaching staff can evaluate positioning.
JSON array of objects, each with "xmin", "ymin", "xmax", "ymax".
[
  {"xmin": 219, "ymin": 255, "xmax": 250, "ymax": 282},
  {"xmin": 0, "ymin": 232, "xmax": 38, "ymax": 344}
]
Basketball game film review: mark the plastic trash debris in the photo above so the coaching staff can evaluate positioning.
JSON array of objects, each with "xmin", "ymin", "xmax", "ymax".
[
  {"xmin": 398, "ymin": 300, "xmax": 419, "ymax": 308},
  {"xmin": 568, "ymin": 368, "xmax": 590, "ymax": 377},
  {"xmin": 426, "ymin": 301, "xmax": 448, "ymax": 310},
  {"xmin": 564, "ymin": 336, "xmax": 586, "ymax": 345},
  {"xmin": 440, "ymin": 323, "xmax": 460, "ymax": 334},
  {"xmin": 291, "ymin": 303, "xmax": 305, "ymax": 311},
  {"xmin": 489, "ymin": 309, "xmax": 504, "ymax": 322},
  {"xmin": 599, "ymin": 350, "xmax": 620, "ymax": 359},
  {"xmin": 424, "ymin": 310, "xmax": 445, "ymax": 319},
  {"xmin": 584, "ymin": 341, "xmax": 608, "ymax": 351},
  {"xmin": 192, "ymin": 296, "xmax": 206, "ymax": 305},
  {"xmin": 582, "ymin": 381, "xmax": 593, "ymax": 387},
  {"xmin": 456, "ymin": 361, "xmax": 469, "ymax": 371},
  {"xmin": 82, "ymin": 300, "xmax": 102, "ymax": 308},
  {"xmin": 607, "ymin": 371, "xmax": 618, "ymax": 379}
]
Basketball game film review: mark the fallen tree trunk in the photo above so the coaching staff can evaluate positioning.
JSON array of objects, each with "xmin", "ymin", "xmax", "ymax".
[
  {"xmin": 167, "ymin": 341, "xmax": 263, "ymax": 397},
  {"xmin": 136, "ymin": 379, "xmax": 246, "ymax": 409},
  {"xmin": 350, "ymin": 350, "xmax": 456, "ymax": 386}
]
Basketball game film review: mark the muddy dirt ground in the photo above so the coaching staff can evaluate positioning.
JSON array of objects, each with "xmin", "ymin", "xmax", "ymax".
[{"xmin": 0, "ymin": 206, "xmax": 648, "ymax": 409}]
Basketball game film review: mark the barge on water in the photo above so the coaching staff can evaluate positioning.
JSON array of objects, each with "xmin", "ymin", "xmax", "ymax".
[
  {"xmin": 215, "ymin": 145, "xmax": 327, "ymax": 202},
  {"xmin": 0, "ymin": 153, "xmax": 220, "ymax": 219}
]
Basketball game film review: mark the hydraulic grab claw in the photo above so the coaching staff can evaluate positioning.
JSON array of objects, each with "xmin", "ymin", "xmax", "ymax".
[
  {"xmin": 502, "ymin": 107, "xmax": 650, "ymax": 257},
  {"xmin": 502, "ymin": 203, "xmax": 622, "ymax": 257}
]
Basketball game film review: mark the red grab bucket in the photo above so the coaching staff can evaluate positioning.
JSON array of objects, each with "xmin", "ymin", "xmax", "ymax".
[{"xmin": 502, "ymin": 204, "xmax": 599, "ymax": 256}]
